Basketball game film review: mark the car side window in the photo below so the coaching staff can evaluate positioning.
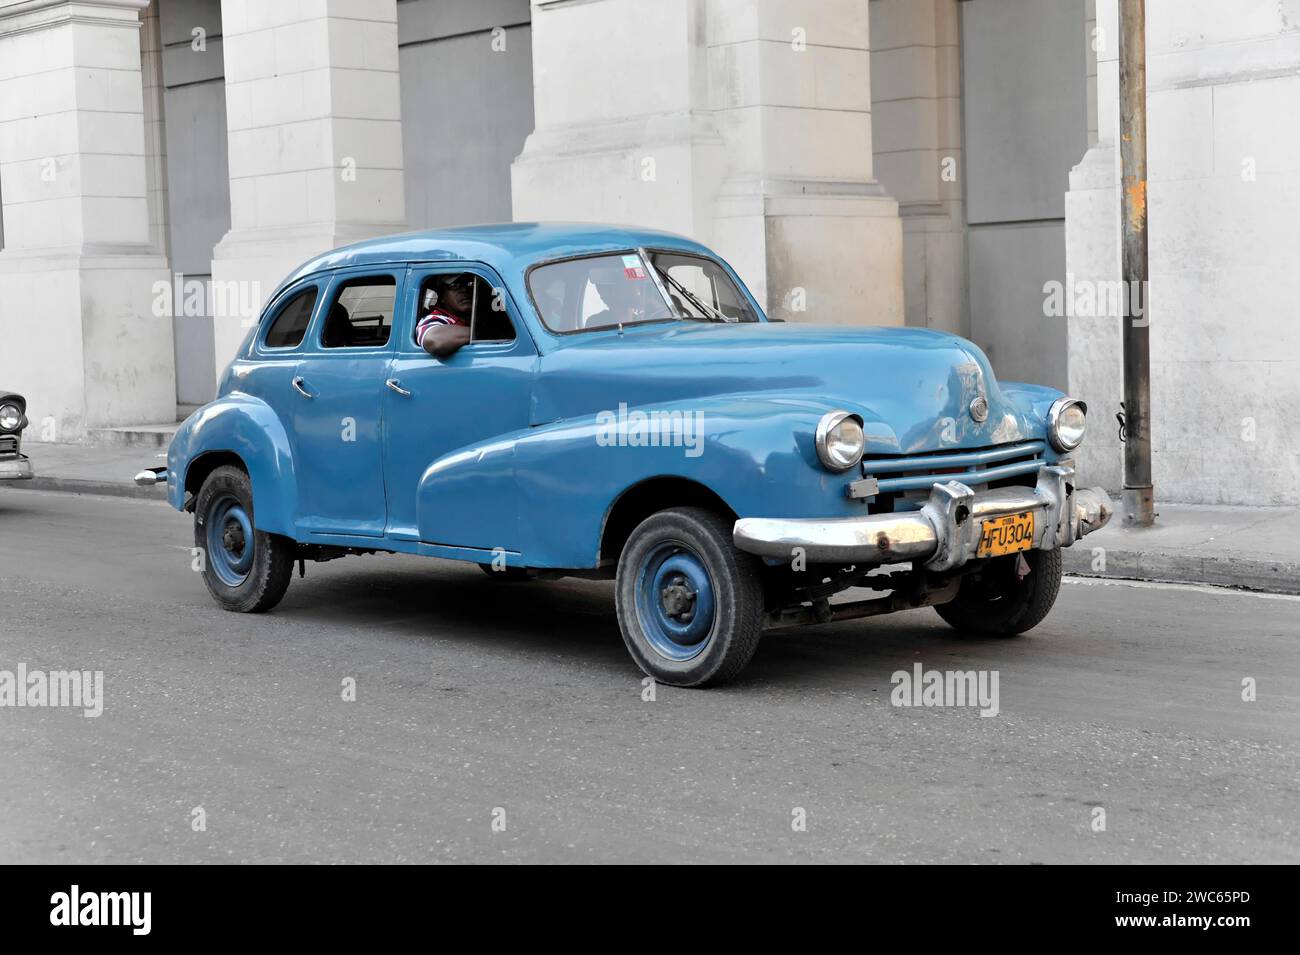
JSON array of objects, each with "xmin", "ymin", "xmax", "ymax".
[
  {"xmin": 322, "ymin": 276, "xmax": 397, "ymax": 348},
  {"xmin": 414, "ymin": 272, "xmax": 516, "ymax": 346},
  {"xmin": 263, "ymin": 286, "xmax": 319, "ymax": 349}
]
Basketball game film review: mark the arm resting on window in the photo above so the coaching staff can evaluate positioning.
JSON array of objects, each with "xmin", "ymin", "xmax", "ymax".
[{"xmin": 422, "ymin": 324, "xmax": 471, "ymax": 358}]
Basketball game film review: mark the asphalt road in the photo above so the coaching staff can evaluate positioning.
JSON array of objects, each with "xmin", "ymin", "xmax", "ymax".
[{"xmin": 1, "ymin": 487, "xmax": 1297, "ymax": 864}]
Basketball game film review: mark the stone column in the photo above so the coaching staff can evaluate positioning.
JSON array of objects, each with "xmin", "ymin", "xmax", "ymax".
[
  {"xmin": 0, "ymin": 0, "xmax": 174, "ymax": 440},
  {"xmin": 140, "ymin": 0, "xmax": 169, "ymax": 258},
  {"xmin": 869, "ymin": 0, "xmax": 967, "ymax": 335},
  {"xmin": 511, "ymin": 0, "xmax": 725, "ymax": 242},
  {"xmin": 512, "ymin": 0, "xmax": 904, "ymax": 326},
  {"xmin": 707, "ymin": 0, "xmax": 903, "ymax": 324},
  {"xmin": 210, "ymin": 0, "xmax": 407, "ymax": 378}
]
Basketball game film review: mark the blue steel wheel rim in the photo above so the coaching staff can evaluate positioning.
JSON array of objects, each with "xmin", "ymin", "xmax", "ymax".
[
  {"xmin": 206, "ymin": 493, "xmax": 255, "ymax": 587},
  {"xmin": 634, "ymin": 540, "xmax": 717, "ymax": 662}
]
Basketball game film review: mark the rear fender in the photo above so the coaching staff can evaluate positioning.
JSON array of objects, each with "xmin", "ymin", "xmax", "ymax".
[{"xmin": 167, "ymin": 394, "xmax": 298, "ymax": 538}]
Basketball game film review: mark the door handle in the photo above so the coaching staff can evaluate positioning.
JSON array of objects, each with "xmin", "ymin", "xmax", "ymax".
[
  {"xmin": 385, "ymin": 378, "xmax": 412, "ymax": 398},
  {"xmin": 292, "ymin": 376, "xmax": 312, "ymax": 398}
]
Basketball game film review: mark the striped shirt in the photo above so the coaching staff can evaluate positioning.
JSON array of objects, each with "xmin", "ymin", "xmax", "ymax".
[{"xmin": 415, "ymin": 307, "xmax": 467, "ymax": 349}]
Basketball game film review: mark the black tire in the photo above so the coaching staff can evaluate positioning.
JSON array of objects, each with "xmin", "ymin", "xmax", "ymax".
[
  {"xmin": 615, "ymin": 507, "xmax": 764, "ymax": 687},
  {"xmin": 934, "ymin": 547, "xmax": 1062, "ymax": 635},
  {"xmin": 477, "ymin": 562, "xmax": 532, "ymax": 581},
  {"xmin": 193, "ymin": 465, "xmax": 294, "ymax": 613}
]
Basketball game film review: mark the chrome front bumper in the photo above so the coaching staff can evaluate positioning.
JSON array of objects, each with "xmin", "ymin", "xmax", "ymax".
[
  {"xmin": 0, "ymin": 454, "xmax": 33, "ymax": 480},
  {"xmin": 733, "ymin": 465, "xmax": 1113, "ymax": 571}
]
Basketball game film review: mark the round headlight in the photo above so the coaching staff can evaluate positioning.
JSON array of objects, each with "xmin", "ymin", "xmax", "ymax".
[
  {"xmin": 0, "ymin": 403, "xmax": 21, "ymax": 432},
  {"xmin": 816, "ymin": 410, "xmax": 865, "ymax": 472},
  {"xmin": 1048, "ymin": 397, "xmax": 1087, "ymax": 452}
]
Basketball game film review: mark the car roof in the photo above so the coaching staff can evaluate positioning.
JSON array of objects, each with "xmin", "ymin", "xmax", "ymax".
[{"xmin": 275, "ymin": 222, "xmax": 715, "ymax": 296}]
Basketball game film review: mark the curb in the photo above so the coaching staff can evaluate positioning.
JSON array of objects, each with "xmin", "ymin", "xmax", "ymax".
[
  {"xmin": 7, "ymin": 478, "xmax": 1300, "ymax": 596},
  {"xmin": 4, "ymin": 476, "xmax": 168, "ymax": 502},
  {"xmin": 1061, "ymin": 547, "xmax": 1300, "ymax": 596}
]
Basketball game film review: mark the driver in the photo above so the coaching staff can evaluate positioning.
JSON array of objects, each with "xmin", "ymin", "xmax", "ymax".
[
  {"xmin": 586, "ymin": 262, "xmax": 660, "ymax": 328},
  {"xmin": 416, "ymin": 272, "xmax": 474, "ymax": 357}
]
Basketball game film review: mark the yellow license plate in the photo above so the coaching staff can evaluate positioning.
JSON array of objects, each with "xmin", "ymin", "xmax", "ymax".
[{"xmin": 977, "ymin": 511, "xmax": 1035, "ymax": 558}]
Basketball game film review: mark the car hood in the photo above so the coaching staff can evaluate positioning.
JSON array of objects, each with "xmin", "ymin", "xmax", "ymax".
[{"xmin": 532, "ymin": 321, "xmax": 1052, "ymax": 454}]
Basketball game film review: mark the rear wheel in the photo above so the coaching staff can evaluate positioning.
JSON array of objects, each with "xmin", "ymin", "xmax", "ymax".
[
  {"xmin": 194, "ymin": 465, "xmax": 294, "ymax": 613},
  {"xmin": 615, "ymin": 507, "xmax": 764, "ymax": 687},
  {"xmin": 934, "ymin": 547, "xmax": 1062, "ymax": 635}
]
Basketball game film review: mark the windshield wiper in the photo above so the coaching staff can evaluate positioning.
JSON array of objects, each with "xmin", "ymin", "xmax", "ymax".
[{"xmin": 650, "ymin": 262, "xmax": 730, "ymax": 323}]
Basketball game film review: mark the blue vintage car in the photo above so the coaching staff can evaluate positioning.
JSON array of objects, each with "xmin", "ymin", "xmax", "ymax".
[{"xmin": 142, "ymin": 223, "xmax": 1112, "ymax": 686}]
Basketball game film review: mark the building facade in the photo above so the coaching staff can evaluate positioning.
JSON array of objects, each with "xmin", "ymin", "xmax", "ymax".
[{"xmin": 0, "ymin": 0, "xmax": 1296, "ymax": 505}]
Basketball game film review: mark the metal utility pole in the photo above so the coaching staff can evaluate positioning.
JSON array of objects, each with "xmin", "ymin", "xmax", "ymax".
[{"xmin": 1119, "ymin": 0, "xmax": 1154, "ymax": 526}]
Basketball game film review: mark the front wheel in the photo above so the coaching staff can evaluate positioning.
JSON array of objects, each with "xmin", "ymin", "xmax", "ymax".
[
  {"xmin": 934, "ymin": 547, "xmax": 1062, "ymax": 635},
  {"xmin": 194, "ymin": 465, "xmax": 295, "ymax": 613},
  {"xmin": 615, "ymin": 507, "xmax": 764, "ymax": 687}
]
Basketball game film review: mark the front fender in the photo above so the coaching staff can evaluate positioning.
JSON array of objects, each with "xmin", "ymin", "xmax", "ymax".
[
  {"xmin": 166, "ymin": 393, "xmax": 298, "ymax": 538},
  {"xmin": 997, "ymin": 381, "xmax": 1067, "ymax": 461},
  {"xmin": 441, "ymin": 395, "xmax": 870, "ymax": 569}
]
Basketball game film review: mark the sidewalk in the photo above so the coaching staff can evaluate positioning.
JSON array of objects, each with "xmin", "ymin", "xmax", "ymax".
[
  {"xmin": 7, "ymin": 442, "xmax": 168, "ymax": 501},
  {"xmin": 1059, "ymin": 502, "xmax": 1300, "ymax": 596},
  {"xmin": 5, "ymin": 443, "xmax": 1299, "ymax": 595}
]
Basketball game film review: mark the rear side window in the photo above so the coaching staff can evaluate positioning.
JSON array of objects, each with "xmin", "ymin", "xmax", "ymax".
[
  {"xmin": 323, "ymin": 276, "xmax": 397, "ymax": 348},
  {"xmin": 263, "ymin": 286, "xmax": 318, "ymax": 348}
]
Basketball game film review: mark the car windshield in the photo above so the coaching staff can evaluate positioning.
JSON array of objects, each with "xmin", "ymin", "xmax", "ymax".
[{"xmin": 529, "ymin": 250, "xmax": 758, "ymax": 333}]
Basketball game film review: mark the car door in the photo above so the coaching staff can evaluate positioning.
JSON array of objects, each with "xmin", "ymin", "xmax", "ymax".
[
  {"xmin": 243, "ymin": 279, "xmax": 324, "ymax": 472},
  {"xmin": 381, "ymin": 263, "xmax": 535, "ymax": 549},
  {"xmin": 290, "ymin": 267, "xmax": 403, "ymax": 538}
]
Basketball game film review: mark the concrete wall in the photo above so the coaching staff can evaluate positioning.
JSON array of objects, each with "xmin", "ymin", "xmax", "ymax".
[
  {"xmin": 397, "ymin": 0, "xmax": 533, "ymax": 228},
  {"xmin": 1068, "ymin": 0, "xmax": 1300, "ymax": 505},
  {"xmin": 961, "ymin": 0, "xmax": 1087, "ymax": 393}
]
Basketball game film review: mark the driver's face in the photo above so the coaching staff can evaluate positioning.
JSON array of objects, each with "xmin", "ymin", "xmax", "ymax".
[{"xmin": 439, "ymin": 278, "xmax": 473, "ymax": 315}]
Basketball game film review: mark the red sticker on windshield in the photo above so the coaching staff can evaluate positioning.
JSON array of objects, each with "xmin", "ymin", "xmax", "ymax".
[{"xmin": 622, "ymin": 255, "xmax": 647, "ymax": 280}]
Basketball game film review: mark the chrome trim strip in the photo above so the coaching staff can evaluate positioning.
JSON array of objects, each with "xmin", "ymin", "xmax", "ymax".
[
  {"xmin": 874, "ymin": 457, "xmax": 1044, "ymax": 494},
  {"xmin": 863, "ymin": 440, "xmax": 1045, "ymax": 474}
]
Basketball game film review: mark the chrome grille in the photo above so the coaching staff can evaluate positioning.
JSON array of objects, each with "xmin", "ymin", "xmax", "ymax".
[
  {"xmin": 0, "ymin": 435, "xmax": 17, "ymax": 455},
  {"xmin": 862, "ymin": 440, "xmax": 1046, "ymax": 510}
]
